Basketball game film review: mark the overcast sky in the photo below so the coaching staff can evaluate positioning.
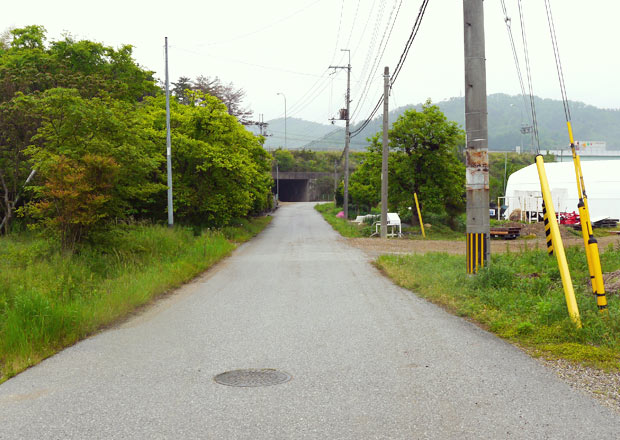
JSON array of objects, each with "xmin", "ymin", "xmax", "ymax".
[{"xmin": 3, "ymin": 0, "xmax": 619, "ymax": 130}]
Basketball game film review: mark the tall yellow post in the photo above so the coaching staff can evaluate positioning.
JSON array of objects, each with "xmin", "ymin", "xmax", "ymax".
[
  {"xmin": 536, "ymin": 155, "xmax": 582, "ymax": 327},
  {"xmin": 568, "ymin": 122, "xmax": 607, "ymax": 311},
  {"xmin": 414, "ymin": 192, "xmax": 426, "ymax": 238}
]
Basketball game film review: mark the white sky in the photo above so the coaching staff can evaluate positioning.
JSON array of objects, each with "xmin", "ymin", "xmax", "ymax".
[{"xmin": 3, "ymin": 0, "xmax": 619, "ymax": 127}]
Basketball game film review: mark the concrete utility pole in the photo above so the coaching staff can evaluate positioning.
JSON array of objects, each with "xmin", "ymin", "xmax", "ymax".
[
  {"xmin": 464, "ymin": 0, "xmax": 490, "ymax": 273},
  {"xmin": 165, "ymin": 37, "xmax": 174, "ymax": 228},
  {"xmin": 380, "ymin": 66, "xmax": 390, "ymax": 239},
  {"xmin": 277, "ymin": 93, "xmax": 287, "ymax": 149},
  {"xmin": 329, "ymin": 49, "xmax": 351, "ymax": 219}
]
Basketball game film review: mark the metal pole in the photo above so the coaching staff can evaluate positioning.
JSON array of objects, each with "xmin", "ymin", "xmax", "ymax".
[
  {"xmin": 380, "ymin": 66, "xmax": 390, "ymax": 239},
  {"xmin": 165, "ymin": 37, "xmax": 174, "ymax": 228},
  {"xmin": 277, "ymin": 93, "xmax": 287, "ymax": 149},
  {"xmin": 464, "ymin": 0, "xmax": 490, "ymax": 273}
]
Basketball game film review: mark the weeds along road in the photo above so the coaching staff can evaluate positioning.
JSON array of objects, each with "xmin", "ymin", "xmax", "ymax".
[{"xmin": 0, "ymin": 202, "xmax": 618, "ymax": 439}]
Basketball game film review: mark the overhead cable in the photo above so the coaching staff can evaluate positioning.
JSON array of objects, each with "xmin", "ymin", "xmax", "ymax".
[
  {"xmin": 351, "ymin": 0, "xmax": 429, "ymax": 138},
  {"xmin": 517, "ymin": 0, "xmax": 541, "ymax": 153}
]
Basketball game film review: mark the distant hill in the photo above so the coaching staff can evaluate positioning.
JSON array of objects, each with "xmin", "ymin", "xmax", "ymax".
[
  {"xmin": 246, "ymin": 117, "xmax": 338, "ymax": 150},
  {"xmin": 250, "ymin": 94, "xmax": 620, "ymax": 151}
]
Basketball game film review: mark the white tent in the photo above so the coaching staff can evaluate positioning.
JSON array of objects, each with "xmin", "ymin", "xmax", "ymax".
[{"xmin": 503, "ymin": 160, "xmax": 620, "ymax": 221}]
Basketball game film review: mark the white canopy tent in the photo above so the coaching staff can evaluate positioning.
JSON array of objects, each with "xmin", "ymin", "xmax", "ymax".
[{"xmin": 503, "ymin": 160, "xmax": 620, "ymax": 221}]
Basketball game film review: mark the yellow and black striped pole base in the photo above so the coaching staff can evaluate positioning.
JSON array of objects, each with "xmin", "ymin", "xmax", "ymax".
[
  {"xmin": 542, "ymin": 202, "xmax": 554, "ymax": 255},
  {"xmin": 467, "ymin": 232, "xmax": 488, "ymax": 274}
]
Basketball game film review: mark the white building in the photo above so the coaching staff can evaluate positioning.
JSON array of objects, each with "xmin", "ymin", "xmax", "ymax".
[{"xmin": 503, "ymin": 160, "xmax": 620, "ymax": 221}]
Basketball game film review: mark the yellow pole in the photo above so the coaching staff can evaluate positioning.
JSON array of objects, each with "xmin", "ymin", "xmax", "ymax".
[
  {"xmin": 535, "ymin": 155, "xmax": 582, "ymax": 327},
  {"xmin": 414, "ymin": 192, "xmax": 426, "ymax": 238},
  {"xmin": 542, "ymin": 201, "xmax": 554, "ymax": 256},
  {"xmin": 568, "ymin": 124, "xmax": 607, "ymax": 311}
]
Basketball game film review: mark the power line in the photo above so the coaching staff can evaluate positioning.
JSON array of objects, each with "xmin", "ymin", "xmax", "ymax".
[
  {"xmin": 351, "ymin": 0, "xmax": 429, "ymax": 138},
  {"xmin": 517, "ymin": 0, "xmax": 541, "ymax": 153},
  {"xmin": 351, "ymin": 0, "xmax": 403, "ymax": 120},
  {"xmin": 544, "ymin": 0, "xmax": 571, "ymax": 122},
  {"xmin": 499, "ymin": 0, "xmax": 530, "ymax": 123}
]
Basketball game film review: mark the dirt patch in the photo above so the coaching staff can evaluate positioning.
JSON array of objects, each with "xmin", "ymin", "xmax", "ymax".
[{"xmin": 349, "ymin": 234, "xmax": 620, "ymax": 260}]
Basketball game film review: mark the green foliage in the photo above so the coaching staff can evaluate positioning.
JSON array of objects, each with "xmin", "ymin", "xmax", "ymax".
[
  {"xmin": 488, "ymin": 152, "xmax": 555, "ymax": 203},
  {"xmin": 349, "ymin": 100, "xmax": 466, "ymax": 227},
  {"xmin": 24, "ymin": 154, "xmax": 119, "ymax": 249},
  {"xmin": 314, "ymin": 202, "xmax": 368, "ymax": 238},
  {"xmin": 271, "ymin": 148, "xmax": 364, "ymax": 173},
  {"xmin": 140, "ymin": 93, "xmax": 273, "ymax": 226},
  {"xmin": 348, "ymin": 93, "xmax": 620, "ymax": 151},
  {"xmin": 377, "ymin": 244, "xmax": 620, "ymax": 370},
  {"xmin": 0, "ymin": 26, "xmax": 159, "ymax": 233},
  {"xmin": 0, "ymin": 218, "xmax": 271, "ymax": 382}
]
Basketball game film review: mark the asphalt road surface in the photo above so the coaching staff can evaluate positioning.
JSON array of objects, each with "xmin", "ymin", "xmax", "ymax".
[{"xmin": 1, "ymin": 203, "xmax": 619, "ymax": 439}]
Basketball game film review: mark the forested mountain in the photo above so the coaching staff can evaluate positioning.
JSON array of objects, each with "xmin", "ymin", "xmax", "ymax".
[
  {"xmin": 246, "ymin": 117, "xmax": 339, "ymax": 150},
  {"xmin": 259, "ymin": 94, "xmax": 620, "ymax": 151}
]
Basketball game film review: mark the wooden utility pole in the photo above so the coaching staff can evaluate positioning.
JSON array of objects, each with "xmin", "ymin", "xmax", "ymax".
[
  {"xmin": 464, "ymin": 0, "xmax": 490, "ymax": 272},
  {"xmin": 380, "ymin": 66, "xmax": 390, "ymax": 239}
]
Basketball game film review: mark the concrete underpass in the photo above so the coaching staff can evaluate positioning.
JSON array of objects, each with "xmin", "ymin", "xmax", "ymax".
[{"xmin": 273, "ymin": 171, "xmax": 332, "ymax": 202}]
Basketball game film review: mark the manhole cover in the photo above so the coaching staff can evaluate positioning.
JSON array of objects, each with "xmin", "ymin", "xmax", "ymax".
[{"xmin": 214, "ymin": 369, "xmax": 291, "ymax": 387}]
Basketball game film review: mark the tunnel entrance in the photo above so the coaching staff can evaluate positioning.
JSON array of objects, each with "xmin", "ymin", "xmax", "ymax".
[
  {"xmin": 275, "ymin": 179, "xmax": 309, "ymax": 202},
  {"xmin": 272, "ymin": 171, "xmax": 333, "ymax": 202}
]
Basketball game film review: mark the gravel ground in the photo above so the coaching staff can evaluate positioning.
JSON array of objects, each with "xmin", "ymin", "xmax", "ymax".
[{"xmin": 347, "ymin": 232, "xmax": 620, "ymax": 414}]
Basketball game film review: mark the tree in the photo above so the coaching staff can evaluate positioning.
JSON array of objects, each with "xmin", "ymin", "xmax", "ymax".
[
  {"xmin": 173, "ymin": 75, "xmax": 254, "ymax": 124},
  {"xmin": 26, "ymin": 88, "xmax": 165, "ymax": 221},
  {"xmin": 351, "ymin": 100, "xmax": 466, "ymax": 226},
  {"xmin": 24, "ymin": 154, "xmax": 119, "ymax": 250},
  {"xmin": 0, "ymin": 26, "xmax": 160, "ymax": 232},
  {"xmin": 172, "ymin": 76, "xmax": 192, "ymax": 105},
  {"xmin": 140, "ymin": 92, "xmax": 272, "ymax": 226},
  {"xmin": 0, "ymin": 93, "xmax": 39, "ymax": 233}
]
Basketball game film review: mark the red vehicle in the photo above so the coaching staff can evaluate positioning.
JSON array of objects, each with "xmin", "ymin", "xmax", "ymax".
[{"xmin": 558, "ymin": 211, "xmax": 579, "ymax": 225}]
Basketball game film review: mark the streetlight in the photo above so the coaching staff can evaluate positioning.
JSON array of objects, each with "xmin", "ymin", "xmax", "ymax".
[{"xmin": 276, "ymin": 92, "xmax": 287, "ymax": 149}]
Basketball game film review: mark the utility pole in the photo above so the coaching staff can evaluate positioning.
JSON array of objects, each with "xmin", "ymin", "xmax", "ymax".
[
  {"xmin": 165, "ymin": 37, "xmax": 174, "ymax": 228},
  {"xmin": 329, "ymin": 49, "xmax": 351, "ymax": 219},
  {"xmin": 464, "ymin": 0, "xmax": 490, "ymax": 273},
  {"xmin": 380, "ymin": 66, "xmax": 390, "ymax": 239}
]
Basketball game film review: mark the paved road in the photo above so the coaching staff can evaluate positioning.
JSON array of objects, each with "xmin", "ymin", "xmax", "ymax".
[{"xmin": 1, "ymin": 203, "xmax": 618, "ymax": 439}]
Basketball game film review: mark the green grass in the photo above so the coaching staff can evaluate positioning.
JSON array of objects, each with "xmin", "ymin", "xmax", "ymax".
[
  {"xmin": 0, "ymin": 216, "xmax": 271, "ymax": 382},
  {"xmin": 314, "ymin": 203, "xmax": 369, "ymax": 238},
  {"xmin": 376, "ymin": 243, "xmax": 620, "ymax": 371},
  {"xmin": 315, "ymin": 202, "xmax": 465, "ymax": 240}
]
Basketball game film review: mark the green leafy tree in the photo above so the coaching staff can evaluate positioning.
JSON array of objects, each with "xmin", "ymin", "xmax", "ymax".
[
  {"xmin": 26, "ymin": 88, "xmax": 165, "ymax": 219},
  {"xmin": 140, "ymin": 92, "xmax": 272, "ymax": 226},
  {"xmin": 351, "ymin": 100, "xmax": 466, "ymax": 226},
  {"xmin": 0, "ymin": 26, "xmax": 160, "ymax": 232}
]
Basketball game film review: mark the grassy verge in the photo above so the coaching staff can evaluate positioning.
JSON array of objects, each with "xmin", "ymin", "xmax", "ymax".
[
  {"xmin": 314, "ymin": 203, "xmax": 368, "ymax": 238},
  {"xmin": 0, "ymin": 216, "xmax": 271, "ymax": 382},
  {"xmin": 376, "ymin": 244, "xmax": 620, "ymax": 370},
  {"xmin": 315, "ymin": 202, "xmax": 465, "ymax": 240}
]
